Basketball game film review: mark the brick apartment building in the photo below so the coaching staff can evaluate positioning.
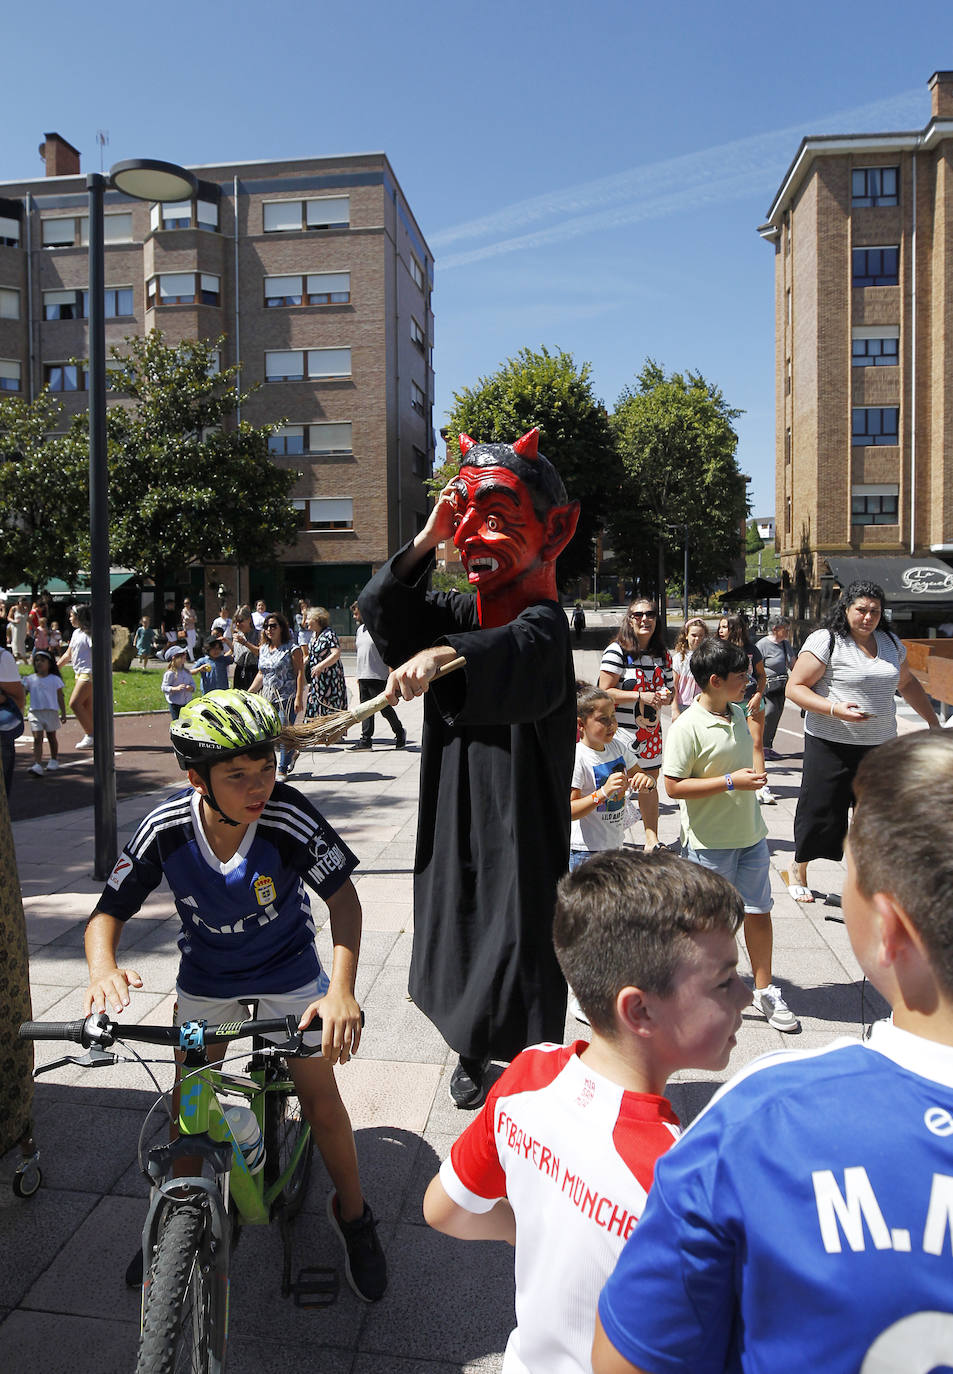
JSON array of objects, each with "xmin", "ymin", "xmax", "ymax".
[
  {"xmin": 0, "ymin": 134, "xmax": 435, "ymax": 620},
  {"xmin": 758, "ymin": 72, "xmax": 953, "ymax": 629}
]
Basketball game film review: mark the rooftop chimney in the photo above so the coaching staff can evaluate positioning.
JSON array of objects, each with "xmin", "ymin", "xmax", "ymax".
[
  {"xmin": 928, "ymin": 72, "xmax": 953, "ymax": 120},
  {"xmin": 38, "ymin": 133, "xmax": 81, "ymax": 178}
]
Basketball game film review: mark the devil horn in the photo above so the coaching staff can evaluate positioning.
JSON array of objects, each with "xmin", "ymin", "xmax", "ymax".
[
  {"xmin": 459, "ymin": 433, "xmax": 476, "ymax": 456},
  {"xmin": 512, "ymin": 427, "xmax": 539, "ymax": 460}
]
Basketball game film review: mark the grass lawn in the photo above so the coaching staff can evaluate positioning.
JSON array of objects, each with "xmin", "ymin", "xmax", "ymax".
[{"xmin": 19, "ymin": 658, "xmax": 168, "ymax": 716}]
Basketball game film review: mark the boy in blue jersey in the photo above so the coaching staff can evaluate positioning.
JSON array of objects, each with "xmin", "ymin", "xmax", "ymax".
[
  {"xmin": 83, "ymin": 690, "xmax": 386, "ymax": 1302},
  {"xmin": 593, "ymin": 730, "xmax": 953, "ymax": 1374}
]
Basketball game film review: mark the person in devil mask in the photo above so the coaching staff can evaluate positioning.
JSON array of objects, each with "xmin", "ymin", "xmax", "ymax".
[{"xmin": 359, "ymin": 429, "xmax": 580, "ymax": 1108}]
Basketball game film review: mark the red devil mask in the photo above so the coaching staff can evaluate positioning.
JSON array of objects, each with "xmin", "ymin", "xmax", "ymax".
[{"xmin": 446, "ymin": 429, "xmax": 580, "ymax": 627}]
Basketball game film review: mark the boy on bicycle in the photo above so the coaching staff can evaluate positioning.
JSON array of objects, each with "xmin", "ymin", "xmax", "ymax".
[{"xmin": 82, "ymin": 689, "xmax": 386, "ymax": 1302}]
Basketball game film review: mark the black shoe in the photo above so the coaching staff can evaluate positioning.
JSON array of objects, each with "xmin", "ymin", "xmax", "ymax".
[
  {"xmin": 350, "ymin": 740, "xmax": 373, "ymax": 751},
  {"xmin": 125, "ymin": 1246, "xmax": 144, "ymax": 1287},
  {"xmin": 449, "ymin": 1055, "xmax": 490, "ymax": 1109},
  {"xmin": 394, "ymin": 731, "xmax": 407, "ymax": 749},
  {"xmin": 326, "ymin": 1194, "xmax": 387, "ymax": 1302}
]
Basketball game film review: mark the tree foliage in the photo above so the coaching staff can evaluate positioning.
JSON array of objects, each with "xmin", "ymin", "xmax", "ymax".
[
  {"xmin": 745, "ymin": 519, "xmax": 764, "ymax": 554},
  {"xmin": 440, "ymin": 346, "xmax": 619, "ymax": 587},
  {"xmin": 0, "ymin": 391, "xmax": 90, "ymax": 592},
  {"xmin": 58, "ymin": 331, "xmax": 300, "ymax": 605},
  {"xmin": 609, "ymin": 360, "xmax": 748, "ymax": 602}
]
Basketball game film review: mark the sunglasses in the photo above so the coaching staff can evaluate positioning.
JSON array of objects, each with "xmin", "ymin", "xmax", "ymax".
[
  {"xmin": 629, "ymin": 611, "xmax": 657, "ymax": 620},
  {"xmin": 264, "ymin": 621, "xmax": 280, "ymax": 629}
]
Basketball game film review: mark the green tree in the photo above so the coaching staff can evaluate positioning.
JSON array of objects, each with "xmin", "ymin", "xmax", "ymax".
[
  {"xmin": 0, "ymin": 391, "xmax": 90, "ymax": 594},
  {"xmin": 746, "ymin": 519, "xmax": 764, "ymax": 555},
  {"xmin": 609, "ymin": 360, "xmax": 747, "ymax": 619},
  {"xmin": 59, "ymin": 331, "xmax": 300, "ymax": 612},
  {"xmin": 439, "ymin": 346, "xmax": 620, "ymax": 588}
]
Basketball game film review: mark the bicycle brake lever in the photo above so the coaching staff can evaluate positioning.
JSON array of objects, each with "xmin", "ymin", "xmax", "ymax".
[{"xmin": 34, "ymin": 1047, "xmax": 119, "ymax": 1076}]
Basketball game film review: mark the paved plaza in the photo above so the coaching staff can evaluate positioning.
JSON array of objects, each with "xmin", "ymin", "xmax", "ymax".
[{"xmin": 0, "ymin": 646, "xmax": 902, "ymax": 1374}]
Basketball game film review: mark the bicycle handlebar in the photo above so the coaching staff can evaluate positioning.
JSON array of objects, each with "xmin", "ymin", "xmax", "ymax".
[{"xmin": 19, "ymin": 1012, "xmax": 310, "ymax": 1051}]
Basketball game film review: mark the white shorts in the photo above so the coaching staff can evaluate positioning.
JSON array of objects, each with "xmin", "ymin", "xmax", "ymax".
[
  {"xmin": 28, "ymin": 708, "xmax": 60, "ymax": 734},
  {"xmin": 174, "ymin": 974, "xmax": 330, "ymax": 1048}
]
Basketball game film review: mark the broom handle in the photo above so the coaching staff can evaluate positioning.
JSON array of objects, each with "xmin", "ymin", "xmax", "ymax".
[{"xmin": 348, "ymin": 655, "xmax": 466, "ymax": 725}]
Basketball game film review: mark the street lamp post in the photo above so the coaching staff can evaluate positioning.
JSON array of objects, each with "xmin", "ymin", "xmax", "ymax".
[{"xmin": 87, "ymin": 158, "xmax": 197, "ymax": 879}]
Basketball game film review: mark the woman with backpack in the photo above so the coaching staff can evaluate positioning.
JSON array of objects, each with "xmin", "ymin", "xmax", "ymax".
[{"xmin": 784, "ymin": 581, "xmax": 939, "ymax": 902}]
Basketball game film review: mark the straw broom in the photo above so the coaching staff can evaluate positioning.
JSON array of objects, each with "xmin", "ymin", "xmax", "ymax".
[{"xmin": 287, "ymin": 655, "xmax": 466, "ymax": 749}]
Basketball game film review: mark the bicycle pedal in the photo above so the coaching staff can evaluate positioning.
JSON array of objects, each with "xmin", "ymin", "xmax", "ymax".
[{"xmin": 292, "ymin": 1265, "xmax": 339, "ymax": 1308}]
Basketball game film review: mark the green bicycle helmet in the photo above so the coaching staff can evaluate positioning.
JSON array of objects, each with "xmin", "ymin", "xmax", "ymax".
[{"xmin": 171, "ymin": 689, "xmax": 282, "ymax": 770}]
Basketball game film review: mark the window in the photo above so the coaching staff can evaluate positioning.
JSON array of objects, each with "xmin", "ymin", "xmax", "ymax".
[
  {"xmin": 146, "ymin": 272, "xmax": 220, "ymax": 307},
  {"xmin": 410, "ymin": 254, "xmax": 424, "ymax": 289},
  {"xmin": 43, "ymin": 286, "xmax": 134, "ymax": 320},
  {"xmin": 853, "ymin": 246, "xmax": 898, "ymax": 286},
  {"xmin": 852, "ymin": 336, "xmax": 899, "ymax": 366},
  {"xmin": 149, "ymin": 199, "xmax": 219, "ymax": 232},
  {"xmin": 0, "ymin": 287, "xmax": 19, "ymax": 319},
  {"xmin": 269, "ymin": 422, "xmax": 352, "ymax": 455},
  {"xmin": 263, "ymin": 272, "xmax": 350, "ymax": 306},
  {"xmin": 44, "ymin": 363, "xmax": 87, "ymax": 392},
  {"xmin": 43, "ymin": 213, "xmax": 133, "ymax": 248},
  {"xmin": 852, "ymin": 167, "xmax": 899, "ymax": 207},
  {"xmin": 410, "ymin": 316, "xmax": 426, "ymax": 350},
  {"xmin": 411, "ymin": 380, "xmax": 425, "ymax": 415},
  {"xmin": 852, "ymin": 484, "xmax": 899, "ymax": 525},
  {"xmin": 785, "ymin": 496, "xmax": 792, "ymax": 534},
  {"xmin": 413, "ymin": 444, "xmax": 430, "ymax": 478},
  {"xmin": 0, "ymin": 215, "xmax": 20, "ymax": 247},
  {"xmin": 265, "ymin": 348, "xmax": 350, "ymax": 381},
  {"xmin": 785, "ymin": 357, "xmax": 792, "ymax": 395},
  {"xmin": 262, "ymin": 196, "xmax": 350, "ymax": 232},
  {"xmin": 784, "ymin": 427, "xmax": 791, "ymax": 464},
  {"xmin": 852, "ymin": 407, "xmax": 899, "ymax": 445},
  {"xmin": 291, "ymin": 497, "xmax": 354, "ymax": 530},
  {"xmin": 0, "ymin": 359, "xmax": 20, "ymax": 392}
]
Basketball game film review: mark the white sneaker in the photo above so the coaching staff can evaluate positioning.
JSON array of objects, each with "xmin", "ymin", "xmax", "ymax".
[
  {"xmin": 568, "ymin": 990, "xmax": 590, "ymax": 1027},
  {"xmin": 756, "ymin": 785, "xmax": 776, "ymax": 805},
  {"xmin": 75, "ymin": 734, "xmax": 94, "ymax": 750},
  {"xmin": 29, "ymin": 762, "xmax": 44, "ymax": 776},
  {"xmin": 753, "ymin": 984, "xmax": 800, "ymax": 1033},
  {"xmin": 275, "ymin": 769, "xmax": 287, "ymax": 782},
  {"xmin": 46, "ymin": 759, "xmax": 60, "ymax": 771}
]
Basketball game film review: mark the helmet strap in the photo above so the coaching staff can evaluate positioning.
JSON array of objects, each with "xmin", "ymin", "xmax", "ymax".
[{"xmin": 194, "ymin": 768, "xmax": 241, "ymax": 828}]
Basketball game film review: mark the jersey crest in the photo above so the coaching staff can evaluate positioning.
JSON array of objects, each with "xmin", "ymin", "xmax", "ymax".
[{"xmin": 253, "ymin": 873, "xmax": 277, "ymax": 905}]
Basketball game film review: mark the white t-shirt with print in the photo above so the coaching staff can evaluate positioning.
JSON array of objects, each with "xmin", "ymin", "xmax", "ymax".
[{"xmin": 571, "ymin": 739, "xmax": 639, "ymax": 853}]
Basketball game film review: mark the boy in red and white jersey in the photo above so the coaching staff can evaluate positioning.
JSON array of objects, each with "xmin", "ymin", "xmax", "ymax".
[{"xmin": 423, "ymin": 850, "xmax": 750, "ymax": 1374}]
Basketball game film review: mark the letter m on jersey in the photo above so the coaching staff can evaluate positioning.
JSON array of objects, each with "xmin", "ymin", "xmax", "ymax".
[{"xmin": 812, "ymin": 1167, "xmax": 892, "ymax": 1253}]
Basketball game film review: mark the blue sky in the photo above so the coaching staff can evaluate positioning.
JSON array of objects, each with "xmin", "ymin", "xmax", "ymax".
[{"xmin": 6, "ymin": 0, "xmax": 951, "ymax": 513}]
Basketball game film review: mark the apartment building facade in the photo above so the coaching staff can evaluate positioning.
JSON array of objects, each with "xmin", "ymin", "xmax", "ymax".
[
  {"xmin": 0, "ymin": 134, "xmax": 434, "ymax": 618},
  {"xmin": 758, "ymin": 72, "xmax": 953, "ymax": 627}
]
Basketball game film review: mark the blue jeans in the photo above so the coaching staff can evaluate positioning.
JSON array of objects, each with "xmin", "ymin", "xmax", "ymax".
[{"xmin": 279, "ymin": 708, "xmax": 297, "ymax": 773}]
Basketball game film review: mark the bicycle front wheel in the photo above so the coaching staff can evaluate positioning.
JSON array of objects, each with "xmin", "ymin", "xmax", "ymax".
[
  {"xmin": 263, "ymin": 1076, "xmax": 313, "ymax": 1217},
  {"xmin": 135, "ymin": 1202, "xmax": 225, "ymax": 1374}
]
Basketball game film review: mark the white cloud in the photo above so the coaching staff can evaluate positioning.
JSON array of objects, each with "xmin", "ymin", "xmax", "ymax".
[{"xmin": 432, "ymin": 88, "xmax": 924, "ymax": 271}]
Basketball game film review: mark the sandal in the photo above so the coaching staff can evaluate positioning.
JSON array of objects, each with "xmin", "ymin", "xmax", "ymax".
[{"xmin": 786, "ymin": 883, "xmax": 815, "ymax": 904}]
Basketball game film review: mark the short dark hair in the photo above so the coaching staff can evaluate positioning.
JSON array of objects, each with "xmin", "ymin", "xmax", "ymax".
[
  {"xmin": 850, "ymin": 732, "xmax": 953, "ymax": 999},
  {"xmin": 553, "ymin": 851, "xmax": 743, "ymax": 1035},
  {"xmin": 689, "ymin": 636, "xmax": 747, "ymax": 689},
  {"xmin": 576, "ymin": 684, "xmax": 612, "ymax": 721}
]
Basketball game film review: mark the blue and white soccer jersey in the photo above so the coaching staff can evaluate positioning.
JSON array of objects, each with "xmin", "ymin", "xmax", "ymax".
[
  {"xmin": 598, "ymin": 1020, "xmax": 953, "ymax": 1373},
  {"xmin": 97, "ymin": 782, "xmax": 357, "ymax": 996},
  {"xmin": 440, "ymin": 1041, "xmax": 681, "ymax": 1374}
]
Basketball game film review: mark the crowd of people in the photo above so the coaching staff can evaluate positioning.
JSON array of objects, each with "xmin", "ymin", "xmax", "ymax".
[{"xmin": 7, "ymin": 507, "xmax": 952, "ymax": 1370}]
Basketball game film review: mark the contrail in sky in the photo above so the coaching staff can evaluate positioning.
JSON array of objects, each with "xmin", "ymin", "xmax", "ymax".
[{"xmin": 432, "ymin": 89, "xmax": 925, "ymax": 271}]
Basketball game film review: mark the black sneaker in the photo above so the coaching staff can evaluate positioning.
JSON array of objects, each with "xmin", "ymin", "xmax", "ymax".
[
  {"xmin": 350, "ymin": 740, "xmax": 373, "ymax": 751},
  {"xmin": 449, "ymin": 1055, "xmax": 489, "ymax": 1109},
  {"xmin": 326, "ymin": 1193, "xmax": 387, "ymax": 1302},
  {"xmin": 394, "ymin": 731, "xmax": 407, "ymax": 749}
]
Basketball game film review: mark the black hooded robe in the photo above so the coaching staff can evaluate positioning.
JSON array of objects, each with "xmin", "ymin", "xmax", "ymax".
[{"xmin": 359, "ymin": 545, "xmax": 574, "ymax": 1061}]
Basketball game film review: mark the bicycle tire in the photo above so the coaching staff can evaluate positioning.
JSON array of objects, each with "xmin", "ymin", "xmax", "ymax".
[
  {"xmin": 135, "ymin": 1203, "xmax": 221, "ymax": 1374},
  {"xmin": 263, "ymin": 1075, "xmax": 313, "ymax": 1218}
]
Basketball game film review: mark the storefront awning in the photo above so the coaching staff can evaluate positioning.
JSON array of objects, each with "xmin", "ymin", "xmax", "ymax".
[
  {"xmin": 0, "ymin": 572, "xmax": 137, "ymax": 599},
  {"xmin": 824, "ymin": 556, "xmax": 953, "ymax": 605}
]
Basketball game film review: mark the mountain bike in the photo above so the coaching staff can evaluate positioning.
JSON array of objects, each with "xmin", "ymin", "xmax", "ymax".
[{"xmin": 20, "ymin": 1010, "xmax": 346, "ymax": 1374}]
